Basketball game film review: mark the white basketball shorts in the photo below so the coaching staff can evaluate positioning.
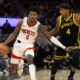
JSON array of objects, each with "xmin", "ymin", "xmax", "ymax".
[{"xmin": 11, "ymin": 41, "xmax": 35, "ymax": 64}]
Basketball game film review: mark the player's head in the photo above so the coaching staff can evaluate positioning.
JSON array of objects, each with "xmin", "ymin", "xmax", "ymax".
[
  {"xmin": 27, "ymin": 6, "xmax": 39, "ymax": 22},
  {"xmin": 60, "ymin": 3, "xmax": 71, "ymax": 17}
]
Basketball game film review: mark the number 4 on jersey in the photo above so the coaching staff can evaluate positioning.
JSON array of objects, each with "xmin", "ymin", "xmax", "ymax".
[
  {"xmin": 66, "ymin": 29, "xmax": 70, "ymax": 35},
  {"xmin": 26, "ymin": 35, "xmax": 29, "ymax": 40}
]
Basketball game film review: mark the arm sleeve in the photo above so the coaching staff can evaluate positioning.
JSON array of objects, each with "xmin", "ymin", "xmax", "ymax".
[{"xmin": 50, "ymin": 36, "xmax": 66, "ymax": 49}]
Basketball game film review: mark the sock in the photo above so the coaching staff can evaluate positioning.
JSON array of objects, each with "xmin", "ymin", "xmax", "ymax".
[
  {"xmin": 29, "ymin": 64, "xmax": 36, "ymax": 80},
  {"xmin": 69, "ymin": 70, "xmax": 75, "ymax": 78}
]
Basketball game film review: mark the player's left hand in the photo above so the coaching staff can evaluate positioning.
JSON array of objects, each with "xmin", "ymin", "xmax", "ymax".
[{"xmin": 65, "ymin": 46, "xmax": 75, "ymax": 52}]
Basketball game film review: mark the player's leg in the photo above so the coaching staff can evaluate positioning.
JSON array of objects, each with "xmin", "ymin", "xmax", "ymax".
[
  {"xmin": 25, "ymin": 49, "xmax": 37, "ymax": 80},
  {"xmin": 10, "ymin": 58, "xmax": 19, "ymax": 74},
  {"xmin": 68, "ymin": 67, "xmax": 76, "ymax": 80},
  {"xmin": 9, "ymin": 51, "xmax": 23, "ymax": 79},
  {"xmin": 17, "ymin": 59, "xmax": 24, "ymax": 76},
  {"xmin": 50, "ymin": 59, "xmax": 63, "ymax": 80},
  {"xmin": 7, "ymin": 56, "xmax": 20, "ymax": 80},
  {"xmin": 68, "ymin": 49, "xmax": 80, "ymax": 80},
  {"xmin": 50, "ymin": 47, "xmax": 66, "ymax": 80}
]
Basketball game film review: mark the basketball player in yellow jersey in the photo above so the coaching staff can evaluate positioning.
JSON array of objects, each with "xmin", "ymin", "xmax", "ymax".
[
  {"xmin": 2, "ymin": 6, "xmax": 72, "ymax": 80},
  {"xmin": 47, "ymin": 3, "xmax": 80, "ymax": 80}
]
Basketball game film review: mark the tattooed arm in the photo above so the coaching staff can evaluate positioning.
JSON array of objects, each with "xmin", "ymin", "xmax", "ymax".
[
  {"xmin": 38, "ymin": 24, "xmax": 66, "ymax": 49},
  {"xmin": 36, "ymin": 17, "xmax": 60, "ymax": 39}
]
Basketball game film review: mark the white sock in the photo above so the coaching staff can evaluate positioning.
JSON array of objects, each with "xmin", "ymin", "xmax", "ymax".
[{"xmin": 29, "ymin": 64, "xmax": 36, "ymax": 80}]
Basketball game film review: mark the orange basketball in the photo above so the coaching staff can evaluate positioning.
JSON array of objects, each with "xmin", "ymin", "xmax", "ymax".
[{"xmin": 0, "ymin": 43, "xmax": 9, "ymax": 56}]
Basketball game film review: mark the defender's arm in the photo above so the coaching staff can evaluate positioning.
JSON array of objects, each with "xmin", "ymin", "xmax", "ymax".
[{"xmin": 38, "ymin": 24, "xmax": 66, "ymax": 50}]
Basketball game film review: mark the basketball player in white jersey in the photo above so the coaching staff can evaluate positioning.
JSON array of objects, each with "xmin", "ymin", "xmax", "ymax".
[{"xmin": 3, "ymin": 6, "xmax": 73, "ymax": 80}]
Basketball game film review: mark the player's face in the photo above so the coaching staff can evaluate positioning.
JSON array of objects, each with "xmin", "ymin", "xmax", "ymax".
[
  {"xmin": 28, "ymin": 11, "xmax": 38, "ymax": 22},
  {"xmin": 60, "ymin": 8, "xmax": 69, "ymax": 17}
]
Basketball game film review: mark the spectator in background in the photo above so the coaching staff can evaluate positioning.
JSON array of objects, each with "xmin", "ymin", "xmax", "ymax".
[
  {"xmin": 43, "ymin": 55, "xmax": 54, "ymax": 69},
  {"xmin": 42, "ymin": 18, "xmax": 52, "ymax": 31},
  {"xmin": 2, "ymin": 20, "xmax": 11, "ymax": 34},
  {"xmin": 36, "ymin": 44, "xmax": 45, "ymax": 68}
]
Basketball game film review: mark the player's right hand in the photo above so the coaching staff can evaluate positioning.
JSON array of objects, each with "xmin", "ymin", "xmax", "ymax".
[{"xmin": 65, "ymin": 46, "xmax": 75, "ymax": 52}]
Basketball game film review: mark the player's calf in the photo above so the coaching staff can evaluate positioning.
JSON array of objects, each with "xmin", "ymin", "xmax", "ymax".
[
  {"xmin": 25, "ymin": 55, "xmax": 37, "ymax": 80},
  {"xmin": 10, "ymin": 64, "xmax": 18, "ymax": 73}
]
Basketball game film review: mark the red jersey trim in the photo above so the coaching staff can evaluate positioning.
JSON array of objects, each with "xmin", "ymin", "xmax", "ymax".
[
  {"xmin": 11, "ymin": 46, "xmax": 35, "ymax": 59},
  {"xmin": 23, "ymin": 46, "xmax": 35, "ymax": 54},
  {"xmin": 27, "ymin": 18, "xmax": 37, "ymax": 27},
  {"xmin": 11, "ymin": 52, "xmax": 21, "ymax": 59}
]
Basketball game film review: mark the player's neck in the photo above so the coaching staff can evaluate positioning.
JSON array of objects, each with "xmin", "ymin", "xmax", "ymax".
[
  {"xmin": 65, "ymin": 13, "xmax": 71, "ymax": 19},
  {"xmin": 28, "ymin": 18, "xmax": 36, "ymax": 26}
]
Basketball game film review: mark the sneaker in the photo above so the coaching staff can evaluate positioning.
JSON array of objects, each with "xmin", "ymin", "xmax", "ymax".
[
  {"xmin": 3, "ymin": 70, "xmax": 9, "ymax": 76},
  {"xmin": 68, "ymin": 76, "xmax": 73, "ymax": 80},
  {"xmin": 17, "ymin": 59, "xmax": 24, "ymax": 77}
]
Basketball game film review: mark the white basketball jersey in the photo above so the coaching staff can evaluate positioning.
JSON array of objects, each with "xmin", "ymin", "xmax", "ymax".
[{"xmin": 15, "ymin": 17, "xmax": 40, "ymax": 44}]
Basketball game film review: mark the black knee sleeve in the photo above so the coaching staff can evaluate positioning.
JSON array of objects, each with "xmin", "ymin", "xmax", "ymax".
[
  {"xmin": 51, "ymin": 60, "xmax": 62, "ymax": 74},
  {"xmin": 71, "ymin": 57, "xmax": 79, "ymax": 68}
]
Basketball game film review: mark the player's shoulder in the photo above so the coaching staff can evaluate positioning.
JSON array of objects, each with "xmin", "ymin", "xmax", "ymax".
[
  {"xmin": 74, "ymin": 13, "xmax": 80, "ymax": 21},
  {"xmin": 18, "ymin": 20, "xmax": 23, "ymax": 24},
  {"xmin": 74, "ymin": 13, "xmax": 78, "ymax": 17},
  {"xmin": 74, "ymin": 13, "xmax": 80, "ymax": 17},
  {"xmin": 56, "ymin": 16, "xmax": 61, "ymax": 22},
  {"xmin": 23, "ymin": 17, "xmax": 28, "ymax": 19},
  {"xmin": 17, "ymin": 19, "xmax": 23, "ymax": 27}
]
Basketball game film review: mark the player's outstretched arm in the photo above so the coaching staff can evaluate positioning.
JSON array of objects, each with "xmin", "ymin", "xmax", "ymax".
[
  {"xmin": 4, "ymin": 20, "xmax": 23, "ymax": 45},
  {"xmin": 38, "ymin": 24, "xmax": 74, "ymax": 51},
  {"xmin": 38, "ymin": 24, "xmax": 66, "ymax": 50}
]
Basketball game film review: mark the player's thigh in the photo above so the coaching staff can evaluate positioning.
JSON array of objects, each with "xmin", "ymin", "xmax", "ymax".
[
  {"xmin": 11, "ymin": 49, "xmax": 23, "ymax": 64},
  {"xmin": 12, "ymin": 46, "xmax": 23, "ymax": 57}
]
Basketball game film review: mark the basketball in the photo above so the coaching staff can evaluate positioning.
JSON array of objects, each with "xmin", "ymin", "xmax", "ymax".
[{"xmin": 0, "ymin": 43, "xmax": 9, "ymax": 56}]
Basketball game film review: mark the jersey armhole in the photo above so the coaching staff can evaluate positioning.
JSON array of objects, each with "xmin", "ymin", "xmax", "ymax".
[{"xmin": 73, "ymin": 14, "xmax": 80, "ymax": 27}]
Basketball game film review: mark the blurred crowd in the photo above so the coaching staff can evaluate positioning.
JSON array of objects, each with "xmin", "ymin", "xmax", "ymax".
[
  {"xmin": 0, "ymin": 0, "xmax": 19, "ymax": 18},
  {"xmin": 0, "ymin": 0, "xmax": 80, "ymax": 75}
]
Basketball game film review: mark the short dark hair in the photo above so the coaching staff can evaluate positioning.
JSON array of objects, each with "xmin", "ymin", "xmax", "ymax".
[
  {"xmin": 27, "ymin": 5, "xmax": 39, "ymax": 15},
  {"xmin": 60, "ymin": 3, "xmax": 71, "ymax": 10}
]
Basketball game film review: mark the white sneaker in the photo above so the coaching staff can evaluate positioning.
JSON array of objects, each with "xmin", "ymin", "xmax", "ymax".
[
  {"xmin": 3, "ymin": 70, "xmax": 9, "ymax": 76},
  {"xmin": 17, "ymin": 59, "xmax": 24, "ymax": 77}
]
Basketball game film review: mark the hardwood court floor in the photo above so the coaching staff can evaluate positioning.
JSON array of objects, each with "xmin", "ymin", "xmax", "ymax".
[{"xmin": 14, "ymin": 69, "xmax": 80, "ymax": 80}]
